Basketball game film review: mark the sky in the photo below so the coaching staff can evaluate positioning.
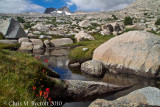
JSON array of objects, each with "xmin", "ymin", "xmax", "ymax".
[{"xmin": 0, "ymin": 0, "xmax": 135, "ymax": 13}]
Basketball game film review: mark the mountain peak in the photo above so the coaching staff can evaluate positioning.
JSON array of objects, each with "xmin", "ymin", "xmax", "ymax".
[
  {"xmin": 58, "ymin": 6, "xmax": 71, "ymax": 13},
  {"xmin": 44, "ymin": 7, "xmax": 56, "ymax": 14}
]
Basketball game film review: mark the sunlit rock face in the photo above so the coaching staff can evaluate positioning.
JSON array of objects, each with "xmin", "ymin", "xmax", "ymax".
[{"xmin": 93, "ymin": 31, "xmax": 160, "ymax": 78}]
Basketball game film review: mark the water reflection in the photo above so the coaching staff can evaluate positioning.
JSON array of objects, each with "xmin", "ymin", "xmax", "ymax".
[
  {"xmin": 103, "ymin": 72, "xmax": 157, "ymax": 100},
  {"xmin": 18, "ymin": 48, "xmax": 160, "ymax": 107}
]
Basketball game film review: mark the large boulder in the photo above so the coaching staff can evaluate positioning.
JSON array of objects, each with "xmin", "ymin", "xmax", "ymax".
[
  {"xmin": 101, "ymin": 23, "xmax": 124, "ymax": 34},
  {"xmin": 89, "ymin": 87, "xmax": 160, "ymax": 107},
  {"xmin": 75, "ymin": 31, "xmax": 95, "ymax": 42},
  {"xmin": 79, "ymin": 20, "xmax": 91, "ymax": 27},
  {"xmin": 18, "ymin": 37, "xmax": 29, "ymax": 43},
  {"xmin": 126, "ymin": 23, "xmax": 146, "ymax": 30},
  {"xmin": 81, "ymin": 60, "xmax": 105, "ymax": 77},
  {"xmin": 48, "ymin": 31, "xmax": 67, "ymax": 37},
  {"xmin": 32, "ymin": 23, "xmax": 49, "ymax": 31},
  {"xmin": 44, "ymin": 40, "xmax": 54, "ymax": 49},
  {"xmin": 0, "ymin": 18, "xmax": 27, "ymax": 39},
  {"xmin": 19, "ymin": 42, "xmax": 33, "ymax": 51},
  {"xmin": 50, "ymin": 38, "xmax": 73, "ymax": 47},
  {"xmin": 30, "ymin": 39, "xmax": 44, "ymax": 50},
  {"xmin": 93, "ymin": 31, "xmax": 160, "ymax": 78},
  {"xmin": 101, "ymin": 24, "xmax": 114, "ymax": 33},
  {"xmin": 100, "ymin": 30, "xmax": 111, "ymax": 35}
]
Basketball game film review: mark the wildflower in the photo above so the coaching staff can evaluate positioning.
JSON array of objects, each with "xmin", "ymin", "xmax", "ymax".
[
  {"xmin": 36, "ymin": 94, "xmax": 39, "ymax": 97},
  {"xmin": 39, "ymin": 91, "xmax": 43, "ymax": 96},
  {"xmin": 44, "ymin": 92, "xmax": 48, "ymax": 99},
  {"xmin": 44, "ymin": 59, "xmax": 48, "ymax": 63},
  {"xmin": 49, "ymin": 98, "xmax": 52, "ymax": 101},
  {"xmin": 33, "ymin": 87, "xmax": 36, "ymax": 91},
  {"xmin": 46, "ymin": 88, "xmax": 49, "ymax": 93},
  {"xmin": 42, "ymin": 70, "xmax": 45, "ymax": 72},
  {"xmin": 35, "ymin": 56, "xmax": 37, "ymax": 59},
  {"xmin": 41, "ymin": 84, "xmax": 44, "ymax": 87},
  {"xmin": 39, "ymin": 57, "xmax": 40, "ymax": 59}
]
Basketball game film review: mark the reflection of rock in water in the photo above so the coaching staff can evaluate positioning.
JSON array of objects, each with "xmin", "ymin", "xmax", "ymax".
[
  {"xmin": 103, "ymin": 72, "xmax": 157, "ymax": 100},
  {"xmin": 33, "ymin": 49, "xmax": 45, "ymax": 55},
  {"xmin": 44, "ymin": 48, "xmax": 69, "ymax": 56},
  {"xmin": 48, "ymin": 56, "xmax": 70, "ymax": 68}
]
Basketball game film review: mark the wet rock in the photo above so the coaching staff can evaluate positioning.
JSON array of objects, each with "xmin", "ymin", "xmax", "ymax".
[
  {"xmin": 89, "ymin": 87, "xmax": 160, "ymax": 107},
  {"xmin": 75, "ymin": 31, "xmax": 95, "ymax": 42},
  {"xmin": 69, "ymin": 62, "xmax": 80, "ymax": 68},
  {"xmin": 30, "ymin": 39, "xmax": 44, "ymax": 50},
  {"xmin": 81, "ymin": 60, "xmax": 105, "ymax": 77},
  {"xmin": 63, "ymin": 80, "xmax": 132, "ymax": 102},
  {"xmin": 93, "ymin": 31, "xmax": 160, "ymax": 78},
  {"xmin": 0, "ymin": 18, "xmax": 27, "ymax": 39}
]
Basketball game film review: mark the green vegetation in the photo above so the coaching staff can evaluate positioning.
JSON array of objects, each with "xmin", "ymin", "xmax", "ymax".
[
  {"xmin": 52, "ymin": 17, "xmax": 56, "ymax": 23},
  {"xmin": 24, "ymin": 22, "xmax": 35, "ymax": 29},
  {"xmin": 112, "ymin": 14, "xmax": 118, "ymax": 20},
  {"xmin": 0, "ymin": 32, "xmax": 4, "ymax": 40},
  {"xmin": 0, "ymin": 44, "xmax": 61, "ymax": 107},
  {"xmin": 124, "ymin": 16, "xmax": 133, "ymax": 25},
  {"xmin": 155, "ymin": 18, "xmax": 160, "ymax": 25},
  {"xmin": 17, "ymin": 17, "xmax": 25, "ymax": 23},
  {"xmin": 0, "ymin": 43, "xmax": 20, "ymax": 50},
  {"xmin": 144, "ymin": 13, "xmax": 148, "ymax": 16},
  {"xmin": 68, "ymin": 33, "xmax": 114, "ymax": 63},
  {"xmin": 121, "ymin": 28, "xmax": 137, "ymax": 34}
]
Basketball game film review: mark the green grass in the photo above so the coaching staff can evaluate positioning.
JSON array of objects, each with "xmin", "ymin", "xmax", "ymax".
[
  {"xmin": 0, "ymin": 32, "xmax": 4, "ymax": 40},
  {"xmin": 121, "ymin": 28, "xmax": 137, "ymax": 34},
  {"xmin": 0, "ymin": 43, "xmax": 20, "ymax": 50},
  {"xmin": 0, "ymin": 44, "xmax": 62, "ymax": 106},
  {"xmin": 155, "ymin": 18, "xmax": 160, "ymax": 25},
  {"xmin": 68, "ymin": 33, "xmax": 114, "ymax": 63}
]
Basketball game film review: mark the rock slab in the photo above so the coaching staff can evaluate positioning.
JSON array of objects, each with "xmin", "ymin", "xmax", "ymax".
[
  {"xmin": 0, "ymin": 18, "xmax": 27, "ymax": 39},
  {"xmin": 93, "ymin": 31, "xmax": 160, "ymax": 78},
  {"xmin": 89, "ymin": 87, "xmax": 160, "ymax": 107}
]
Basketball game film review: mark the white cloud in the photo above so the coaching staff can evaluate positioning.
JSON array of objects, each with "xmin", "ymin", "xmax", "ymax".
[
  {"xmin": 66, "ymin": 2, "xmax": 74, "ymax": 7},
  {"xmin": 45, "ymin": 0, "xmax": 53, "ymax": 2},
  {"xmin": 67, "ymin": 0, "xmax": 135, "ymax": 11},
  {"xmin": 0, "ymin": 0, "xmax": 45, "ymax": 13}
]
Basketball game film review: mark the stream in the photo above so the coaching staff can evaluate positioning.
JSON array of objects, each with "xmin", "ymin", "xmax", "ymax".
[{"xmin": 19, "ymin": 48, "xmax": 160, "ymax": 107}]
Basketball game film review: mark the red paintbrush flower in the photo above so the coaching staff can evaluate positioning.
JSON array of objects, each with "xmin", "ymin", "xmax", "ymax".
[
  {"xmin": 36, "ymin": 94, "xmax": 39, "ymax": 97},
  {"xmin": 46, "ymin": 88, "xmax": 49, "ymax": 93},
  {"xmin": 39, "ymin": 91, "xmax": 43, "ymax": 96},
  {"xmin": 42, "ymin": 70, "xmax": 45, "ymax": 72},
  {"xmin": 33, "ymin": 87, "xmax": 36, "ymax": 91},
  {"xmin": 41, "ymin": 84, "xmax": 44, "ymax": 87},
  {"xmin": 49, "ymin": 98, "xmax": 52, "ymax": 101},
  {"xmin": 44, "ymin": 92, "xmax": 48, "ymax": 99}
]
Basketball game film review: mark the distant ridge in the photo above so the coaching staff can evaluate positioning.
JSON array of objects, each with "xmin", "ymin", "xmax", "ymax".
[
  {"xmin": 44, "ymin": 7, "xmax": 56, "ymax": 14},
  {"xmin": 58, "ymin": 6, "xmax": 71, "ymax": 13},
  {"xmin": 44, "ymin": 6, "xmax": 71, "ymax": 15}
]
